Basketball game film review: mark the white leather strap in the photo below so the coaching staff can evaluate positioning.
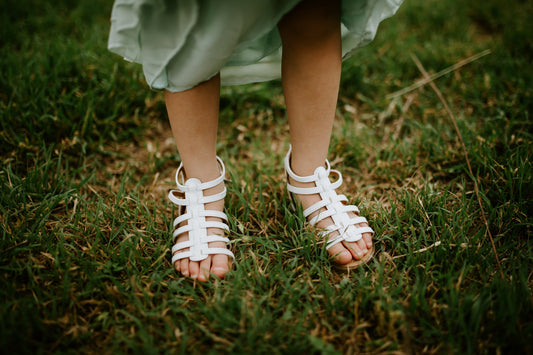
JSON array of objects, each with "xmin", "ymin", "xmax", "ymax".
[
  {"xmin": 172, "ymin": 247, "xmax": 234, "ymax": 264},
  {"xmin": 284, "ymin": 144, "xmax": 331, "ymax": 183},
  {"xmin": 172, "ymin": 235, "xmax": 230, "ymax": 254},
  {"xmin": 173, "ymin": 210, "xmax": 228, "ymax": 229}
]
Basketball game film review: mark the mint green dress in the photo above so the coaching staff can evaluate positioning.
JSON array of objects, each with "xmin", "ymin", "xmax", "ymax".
[{"xmin": 108, "ymin": 0, "xmax": 403, "ymax": 92}]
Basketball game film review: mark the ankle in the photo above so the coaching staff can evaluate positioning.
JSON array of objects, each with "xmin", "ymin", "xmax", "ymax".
[
  {"xmin": 185, "ymin": 168, "xmax": 226, "ymax": 211},
  {"xmin": 289, "ymin": 156, "xmax": 326, "ymax": 177},
  {"xmin": 288, "ymin": 175, "xmax": 315, "ymax": 190},
  {"xmin": 288, "ymin": 143, "xmax": 329, "ymax": 176},
  {"xmin": 181, "ymin": 157, "xmax": 221, "ymax": 183}
]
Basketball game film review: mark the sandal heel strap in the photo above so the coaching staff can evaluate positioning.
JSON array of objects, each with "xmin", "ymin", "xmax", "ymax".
[
  {"xmin": 174, "ymin": 156, "xmax": 227, "ymax": 192},
  {"xmin": 284, "ymin": 144, "xmax": 332, "ymax": 184}
]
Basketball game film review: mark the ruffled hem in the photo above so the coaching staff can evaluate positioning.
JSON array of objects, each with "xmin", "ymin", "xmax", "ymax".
[{"xmin": 108, "ymin": 0, "xmax": 403, "ymax": 92}]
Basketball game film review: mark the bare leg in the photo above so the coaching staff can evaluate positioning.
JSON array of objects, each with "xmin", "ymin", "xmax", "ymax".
[
  {"xmin": 279, "ymin": 0, "xmax": 373, "ymax": 264},
  {"xmin": 165, "ymin": 73, "xmax": 230, "ymax": 281}
]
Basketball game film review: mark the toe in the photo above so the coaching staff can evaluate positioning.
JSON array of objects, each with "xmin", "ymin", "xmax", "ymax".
[
  {"xmin": 363, "ymin": 232, "xmax": 373, "ymax": 249},
  {"xmin": 328, "ymin": 243, "xmax": 354, "ymax": 264},
  {"xmin": 211, "ymin": 254, "xmax": 230, "ymax": 279},
  {"xmin": 356, "ymin": 238, "xmax": 369, "ymax": 254},
  {"xmin": 198, "ymin": 258, "xmax": 211, "ymax": 282},
  {"xmin": 189, "ymin": 261, "xmax": 200, "ymax": 280},
  {"xmin": 180, "ymin": 258, "xmax": 189, "ymax": 277},
  {"xmin": 173, "ymin": 254, "xmax": 181, "ymax": 272},
  {"xmin": 344, "ymin": 240, "xmax": 367, "ymax": 260}
]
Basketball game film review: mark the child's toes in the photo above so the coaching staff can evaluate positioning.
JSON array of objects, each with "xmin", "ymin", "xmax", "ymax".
[
  {"xmin": 211, "ymin": 254, "xmax": 230, "ymax": 279},
  {"xmin": 189, "ymin": 261, "xmax": 200, "ymax": 280},
  {"xmin": 328, "ymin": 243, "xmax": 353, "ymax": 264},
  {"xmin": 356, "ymin": 239, "xmax": 369, "ymax": 255},
  {"xmin": 198, "ymin": 258, "xmax": 212, "ymax": 282},
  {"xmin": 362, "ymin": 232, "xmax": 373, "ymax": 249},
  {"xmin": 179, "ymin": 258, "xmax": 189, "ymax": 276},
  {"xmin": 344, "ymin": 240, "xmax": 367, "ymax": 260}
]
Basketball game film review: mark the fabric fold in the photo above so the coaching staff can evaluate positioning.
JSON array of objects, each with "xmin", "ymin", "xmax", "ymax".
[{"xmin": 108, "ymin": 0, "xmax": 403, "ymax": 92}]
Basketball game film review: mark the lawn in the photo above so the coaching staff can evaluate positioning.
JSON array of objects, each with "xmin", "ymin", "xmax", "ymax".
[{"xmin": 1, "ymin": 0, "xmax": 532, "ymax": 353}]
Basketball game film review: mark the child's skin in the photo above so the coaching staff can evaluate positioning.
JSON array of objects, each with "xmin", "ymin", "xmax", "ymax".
[{"xmin": 165, "ymin": 0, "xmax": 373, "ymax": 282}]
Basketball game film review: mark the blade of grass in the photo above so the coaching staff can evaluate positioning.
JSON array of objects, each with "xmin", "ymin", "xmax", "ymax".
[{"xmin": 386, "ymin": 49, "xmax": 492, "ymax": 99}]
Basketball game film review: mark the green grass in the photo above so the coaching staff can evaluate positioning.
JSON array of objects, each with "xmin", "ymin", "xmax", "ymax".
[{"xmin": 1, "ymin": 0, "xmax": 532, "ymax": 353}]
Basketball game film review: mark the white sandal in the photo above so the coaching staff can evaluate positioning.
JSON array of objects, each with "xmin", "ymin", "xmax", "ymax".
[
  {"xmin": 284, "ymin": 145, "xmax": 374, "ymax": 270},
  {"xmin": 168, "ymin": 157, "xmax": 234, "ymax": 273}
]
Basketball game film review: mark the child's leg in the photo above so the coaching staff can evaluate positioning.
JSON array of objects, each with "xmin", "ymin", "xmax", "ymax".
[
  {"xmin": 165, "ymin": 73, "xmax": 230, "ymax": 281},
  {"xmin": 278, "ymin": 0, "xmax": 373, "ymax": 264}
]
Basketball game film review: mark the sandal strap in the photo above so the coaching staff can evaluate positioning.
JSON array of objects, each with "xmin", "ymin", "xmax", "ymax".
[
  {"xmin": 172, "ymin": 247, "xmax": 235, "ymax": 264},
  {"xmin": 174, "ymin": 156, "xmax": 226, "ymax": 192},
  {"xmin": 326, "ymin": 225, "xmax": 374, "ymax": 248},
  {"xmin": 169, "ymin": 156, "xmax": 234, "ymax": 263},
  {"xmin": 168, "ymin": 188, "xmax": 226, "ymax": 206},
  {"xmin": 173, "ymin": 221, "xmax": 230, "ymax": 239},
  {"xmin": 173, "ymin": 210, "xmax": 228, "ymax": 228},
  {"xmin": 285, "ymin": 146, "xmax": 331, "ymax": 183},
  {"xmin": 303, "ymin": 194, "xmax": 350, "ymax": 219},
  {"xmin": 172, "ymin": 235, "xmax": 230, "ymax": 253}
]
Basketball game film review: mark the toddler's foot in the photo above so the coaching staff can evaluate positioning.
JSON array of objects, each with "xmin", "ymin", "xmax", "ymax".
[
  {"xmin": 289, "ymin": 180, "xmax": 373, "ymax": 265},
  {"xmin": 284, "ymin": 146, "xmax": 374, "ymax": 269},
  {"xmin": 168, "ymin": 157, "xmax": 234, "ymax": 281}
]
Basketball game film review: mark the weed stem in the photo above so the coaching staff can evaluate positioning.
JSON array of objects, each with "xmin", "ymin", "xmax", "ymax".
[{"xmin": 410, "ymin": 53, "xmax": 504, "ymax": 279}]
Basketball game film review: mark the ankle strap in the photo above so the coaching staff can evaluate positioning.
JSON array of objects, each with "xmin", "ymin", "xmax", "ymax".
[
  {"xmin": 175, "ymin": 156, "xmax": 226, "ymax": 192},
  {"xmin": 284, "ymin": 144, "xmax": 331, "ymax": 183}
]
